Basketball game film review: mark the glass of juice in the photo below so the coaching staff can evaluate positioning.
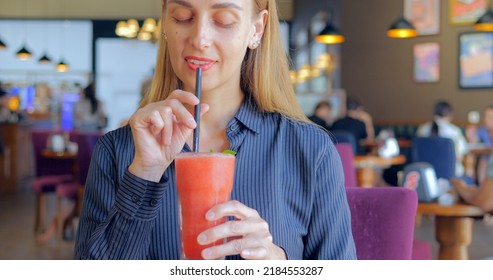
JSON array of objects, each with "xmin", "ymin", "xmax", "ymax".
[{"xmin": 175, "ymin": 152, "xmax": 235, "ymax": 260}]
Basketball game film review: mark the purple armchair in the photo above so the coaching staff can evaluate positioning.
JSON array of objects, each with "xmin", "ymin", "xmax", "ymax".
[
  {"xmin": 55, "ymin": 131, "xmax": 103, "ymax": 240},
  {"xmin": 31, "ymin": 129, "xmax": 74, "ymax": 233},
  {"xmin": 335, "ymin": 143, "xmax": 358, "ymax": 188},
  {"xmin": 346, "ymin": 187, "xmax": 417, "ymax": 259}
]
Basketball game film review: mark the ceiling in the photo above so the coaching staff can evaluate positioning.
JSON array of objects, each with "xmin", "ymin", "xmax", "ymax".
[{"xmin": 0, "ymin": 0, "xmax": 294, "ymax": 21}]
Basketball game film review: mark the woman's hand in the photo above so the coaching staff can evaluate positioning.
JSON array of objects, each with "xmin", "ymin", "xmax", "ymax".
[
  {"xmin": 197, "ymin": 200, "xmax": 287, "ymax": 260},
  {"xmin": 128, "ymin": 90, "xmax": 209, "ymax": 182}
]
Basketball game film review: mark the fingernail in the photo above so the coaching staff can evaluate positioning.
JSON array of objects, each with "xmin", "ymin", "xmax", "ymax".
[
  {"xmin": 205, "ymin": 211, "xmax": 215, "ymax": 220},
  {"xmin": 197, "ymin": 233, "xmax": 207, "ymax": 244},
  {"xmin": 202, "ymin": 248, "xmax": 212, "ymax": 259},
  {"xmin": 242, "ymin": 250, "xmax": 251, "ymax": 257},
  {"xmin": 187, "ymin": 118, "xmax": 196, "ymax": 127}
]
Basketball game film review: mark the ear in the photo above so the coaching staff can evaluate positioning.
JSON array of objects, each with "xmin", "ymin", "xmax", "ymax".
[{"xmin": 249, "ymin": 9, "xmax": 268, "ymax": 49}]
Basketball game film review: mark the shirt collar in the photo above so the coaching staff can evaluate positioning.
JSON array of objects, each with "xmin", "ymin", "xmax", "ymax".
[{"xmin": 231, "ymin": 95, "xmax": 265, "ymax": 134}]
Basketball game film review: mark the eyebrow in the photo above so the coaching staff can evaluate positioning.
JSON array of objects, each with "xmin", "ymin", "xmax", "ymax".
[{"xmin": 168, "ymin": 0, "xmax": 243, "ymax": 11}]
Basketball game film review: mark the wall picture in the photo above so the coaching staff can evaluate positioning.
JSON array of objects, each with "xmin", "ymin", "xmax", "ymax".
[
  {"xmin": 459, "ymin": 32, "xmax": 493, "ymax": 89},
  {"xmin": 414, "ymin": 43, "xmax": 440, "ymax": 83},
  {"xmin": 449, "ymin": 0, "xmax": 491, "ymax": 25},
  {"xmin": 405, "ymin": 0, "xmax": 440, "ymax": 35}
]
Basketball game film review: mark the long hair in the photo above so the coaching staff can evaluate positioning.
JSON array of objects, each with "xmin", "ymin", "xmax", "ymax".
[
  {"xmin": 141, "ymin": 0, "xmax": 308, "ymax": 122},
  {"xmin": 84, "ymin": 83, "xmax": 99, "ymax": 115},
  {"xmin": 431, "ymin": 101, "xmax": 452, "ymax": 136}
]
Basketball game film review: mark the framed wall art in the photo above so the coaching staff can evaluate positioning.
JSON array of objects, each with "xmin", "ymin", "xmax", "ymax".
[
  {"xmin": 449, "ymin": 0, "xmax": 490, "ymax": 25},
  {"xmin": 414, "ymin": 42, "xmax": 440, "ymax": 83},
  {"xmin": 404, "ymin": 0, "xmax": 440, "ymax": 35},
  {"xmin": 459, "ymin": 32, "xmax": 493, "ymax": 89}
]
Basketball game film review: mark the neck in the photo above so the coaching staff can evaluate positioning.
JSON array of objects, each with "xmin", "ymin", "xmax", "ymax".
[{"xmin": 187, "ymin": 86, "xmax": 244, "ymax": 152}]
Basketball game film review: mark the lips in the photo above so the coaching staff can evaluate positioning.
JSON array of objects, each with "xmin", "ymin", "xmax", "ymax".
[{"xmin": 185, "ymin": 56, "xmax": 216, "ymax": 71}]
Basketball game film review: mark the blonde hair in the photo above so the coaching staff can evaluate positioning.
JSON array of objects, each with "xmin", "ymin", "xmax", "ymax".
[{"xmin": 141, "ymin": 0, "xmax": 307, "ymax": 122}]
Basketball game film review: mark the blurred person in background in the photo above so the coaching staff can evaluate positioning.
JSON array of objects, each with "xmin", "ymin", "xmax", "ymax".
[
  {"xmin": 308, "ymin": 100, "xmax": 332, "ymax": 131},
  {"xmin": 74, "ymin": 82, "xmax": 107, "ymax": 132},
  {"xmin": 416, "ymin": 100, "xmax": 467, "ymax": 177},
  {"xmin": 331, "ymin": 97, "xmax": 374, "ymax": 154},
  {"xmin": 466, "ymin": 105, "xmax": 493, "ymax": 184}
]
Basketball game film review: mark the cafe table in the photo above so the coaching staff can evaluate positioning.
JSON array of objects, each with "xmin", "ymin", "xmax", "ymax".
[
  {"xmin": 417, "ymin": 201, "xmax": 484, "ymax": 260},
  {"xmin": 353, "ymin": 155, "xmax": 406, "ymax": 187}
]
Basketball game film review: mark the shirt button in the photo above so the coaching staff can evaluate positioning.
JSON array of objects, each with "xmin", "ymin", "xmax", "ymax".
[
  {"xmin": 150, "ymin": 199, "xmax": 159, "ymax": 206},
  {"xmin": 132, "ymin": 194, "xmax": 139, "ymax": 202},
  {"xmin": 163, "ymin": 176, "xmax": 169, "ymax": 183}
]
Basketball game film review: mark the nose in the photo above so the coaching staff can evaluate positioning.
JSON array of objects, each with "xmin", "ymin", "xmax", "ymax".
[{"xmin": 191, "ymin": 16, "xmax": 212, "ymax": 50}]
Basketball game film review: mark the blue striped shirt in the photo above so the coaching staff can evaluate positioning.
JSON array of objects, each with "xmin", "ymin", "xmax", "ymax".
[{"xmin": 74, "ymin": 97, "xmax": 356, "ymax": 260}]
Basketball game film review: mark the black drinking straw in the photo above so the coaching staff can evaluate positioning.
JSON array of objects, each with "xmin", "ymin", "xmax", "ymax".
[{"xmin": 193, "ymin": 67, "xmax": 202, "ymax": 153}]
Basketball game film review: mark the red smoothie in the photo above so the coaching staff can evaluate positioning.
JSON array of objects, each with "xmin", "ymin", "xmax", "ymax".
[{"xmin": 175, "ymin": 152, "xmax": 235, "ymax": 260}]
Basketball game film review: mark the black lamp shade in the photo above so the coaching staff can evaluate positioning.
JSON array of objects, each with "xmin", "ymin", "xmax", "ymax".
[
  {"xmin": 38, "ymin": 53, "xmax": 52, "ymax": 63},
  {"xmin": 475, "ymin": 9, "xmax": 493, "ymax": 31},
  {"xmin": 0, "ymin": 38, "xmax": 6, "ymax": 49},
  {"xmin": 387, "ymin": 17, "xmax": 417, "ymax": 38},
  {"xmin": 315, "ymin": 23, "xmax": 345, "ymax": 44},
  {"xmin": 56, "ymin": 60, "xmax": 69, "ymax": 72},
  {"xmin": 16, "ymin": 45, "xmax": 32, "ymax": 60}
]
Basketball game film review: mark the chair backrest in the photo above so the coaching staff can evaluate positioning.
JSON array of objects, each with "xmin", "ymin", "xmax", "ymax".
[
  {"xmin": 74, "ymin": 131, "xmax": 103, "ymax": 185},
  {"xmin": 330, "ymin": 130, "xmax": 358, "ymax": 155},
  {"xmin": 346, "ymin": 187, "xmax": 417, "ymax": 260},
  {"xmin": 335, "ymin": 143, "xmax": 358, "ymax": 188},
  {"xmin": 30, "ymin": 129, "xmax": 74, "ymax": 176},
  {"xmin": 411, "ymin": 136, "xmax": 456, "ymax": 179}
]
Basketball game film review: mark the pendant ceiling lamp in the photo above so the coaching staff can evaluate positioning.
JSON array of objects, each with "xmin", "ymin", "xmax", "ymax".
[
  {"xmin": 16, "ymin": 0, "xmax": 33, "ymax": 60},
  {"xmin": 38, "ymin": 1, "xmax": 52, "ymax": 63},
  {"xmin": 387, "ymin": 16, "xmax": 417, "ymax": 38},
  {"xmin": 0, "ymin": 37, "xmax": 7, "ymax": 49},
  {"xmin": 315, "ymin": 11, "xmax": 345, "ymax": 44},
  {"xmin": 474, "ymin": 8, "xmax": 493, "ymax": 31},
  {"xmin": 38, "ymin": 53, "xmax": 52, "ymax": 63},
  {"xmin": 56, "ymin": 59, "xmax": 69, "ymax": 72},
  {"xmin": 16, "ymin": 45, "xmax": 32, "ymax": 60},
  {"xmin": 315, "ymin": 22, "xmax": 345, "ymax": 44}
]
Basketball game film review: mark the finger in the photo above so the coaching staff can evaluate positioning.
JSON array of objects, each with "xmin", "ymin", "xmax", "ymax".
[
  {"xmin": 198, "ymin": 218, "xmax": 269, "ymax": 245},
  {"xmin": 165, "ymin": 98, "xmax": 196, "ymax": 129},
  {"xmin": 201, "ymin": 235, "xmax": 268, "ymax": 260},
  {"xmin": 167, "ymin": 90, "xmax": 200, "ymax": 106},
  {"xmin": 206, "ymin": 200, "xmax": 259, "ymax": 221},
  {"xmin": 161, "ymin": 106, "xmax": 172, "ymax": 145},
  {"xmin": 138, "ymin": 109, "xmax": 164, "ymax": 131}
]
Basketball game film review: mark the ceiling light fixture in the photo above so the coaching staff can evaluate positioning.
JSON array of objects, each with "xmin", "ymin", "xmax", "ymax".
[
  {"xmin": 115, "ymin": 18, "xmax": 160, "ymax": 42},
  {"xmin": 56, "ymin": 59, "xmax": 69, "ymax": 72},
  {"xmin": 16, "ymin": 45, "xmax": 32, "ymax": 60},
  {"xmin": 0, "ymin": 37, "xmax": 7, "ymax": 50},
  {"xmin": 315, "ymin": 11, "xmax": 345, "ymax": 44},
  {"xmin": 475, "ymin": 8, "xmax": 493, "ymax": 31},
  {"xmin": 38, "ymin": 53, "xmax": 52, "ymax": 63},
  {"xmin": 387, "ymin": 16, "xmax": 417, "ymax": 38}
]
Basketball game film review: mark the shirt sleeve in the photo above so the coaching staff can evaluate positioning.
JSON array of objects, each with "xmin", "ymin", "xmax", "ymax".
[
  {"xmin": 304, "ymin": 140, "xmax": 357, "ymax": 259},
  {"xmin": 74, "ymin": 141, "xmax": 169, "ymax": 259}
]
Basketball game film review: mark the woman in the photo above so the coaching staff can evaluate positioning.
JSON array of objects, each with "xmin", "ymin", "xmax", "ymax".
[
  {"xmin": 75, "ymin": 0, "xmax": 355, "ymax": 260},
  {"xmin": 74, "ymin": 82, "xmax": 107, "ymax": 131},
  {"xmin": 416, "ymin": 100, "xmax": 467, "ymax": 177}
]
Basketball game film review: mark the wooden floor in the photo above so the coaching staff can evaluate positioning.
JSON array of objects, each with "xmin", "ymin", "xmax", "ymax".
[{"xmin": 1, "ymin": 186, "xmax": 493, "ymax": 260}]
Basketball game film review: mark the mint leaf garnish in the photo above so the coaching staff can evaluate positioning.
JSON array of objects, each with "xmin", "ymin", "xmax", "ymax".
[{"xmin": 222, "ymin": 149, "xmax": 237, "ymax": 155}]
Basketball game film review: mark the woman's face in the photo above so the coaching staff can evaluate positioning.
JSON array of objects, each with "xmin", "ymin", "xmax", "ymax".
[{"xmin": 163, "ymin": 0, "xmax": 265, "ymax": 94}]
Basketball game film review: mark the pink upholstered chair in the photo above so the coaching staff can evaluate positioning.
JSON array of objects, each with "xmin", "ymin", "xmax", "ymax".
[
  {"xmin": 55, "ymin": 131, "xmax": 103, "ymax": 240},
  {"xmin": 31, "ymin": 129, "xmax": 74, "ymax": 234},
  {"xmin": 335, "ymin": 143, "xmax": 358, "ymax": 188},
  {"xmin": 346, "ymin": 187, "xmax": 418, "ymax": 259}
]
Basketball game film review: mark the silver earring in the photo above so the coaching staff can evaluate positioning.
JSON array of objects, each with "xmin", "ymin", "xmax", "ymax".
[
  {"xmin": 161, "ymin": 32, "xmax": 167, "ymax": 40},
  {"xmin": 251, "ymin": 41, "xmax": 259, "ymax": 49}
]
